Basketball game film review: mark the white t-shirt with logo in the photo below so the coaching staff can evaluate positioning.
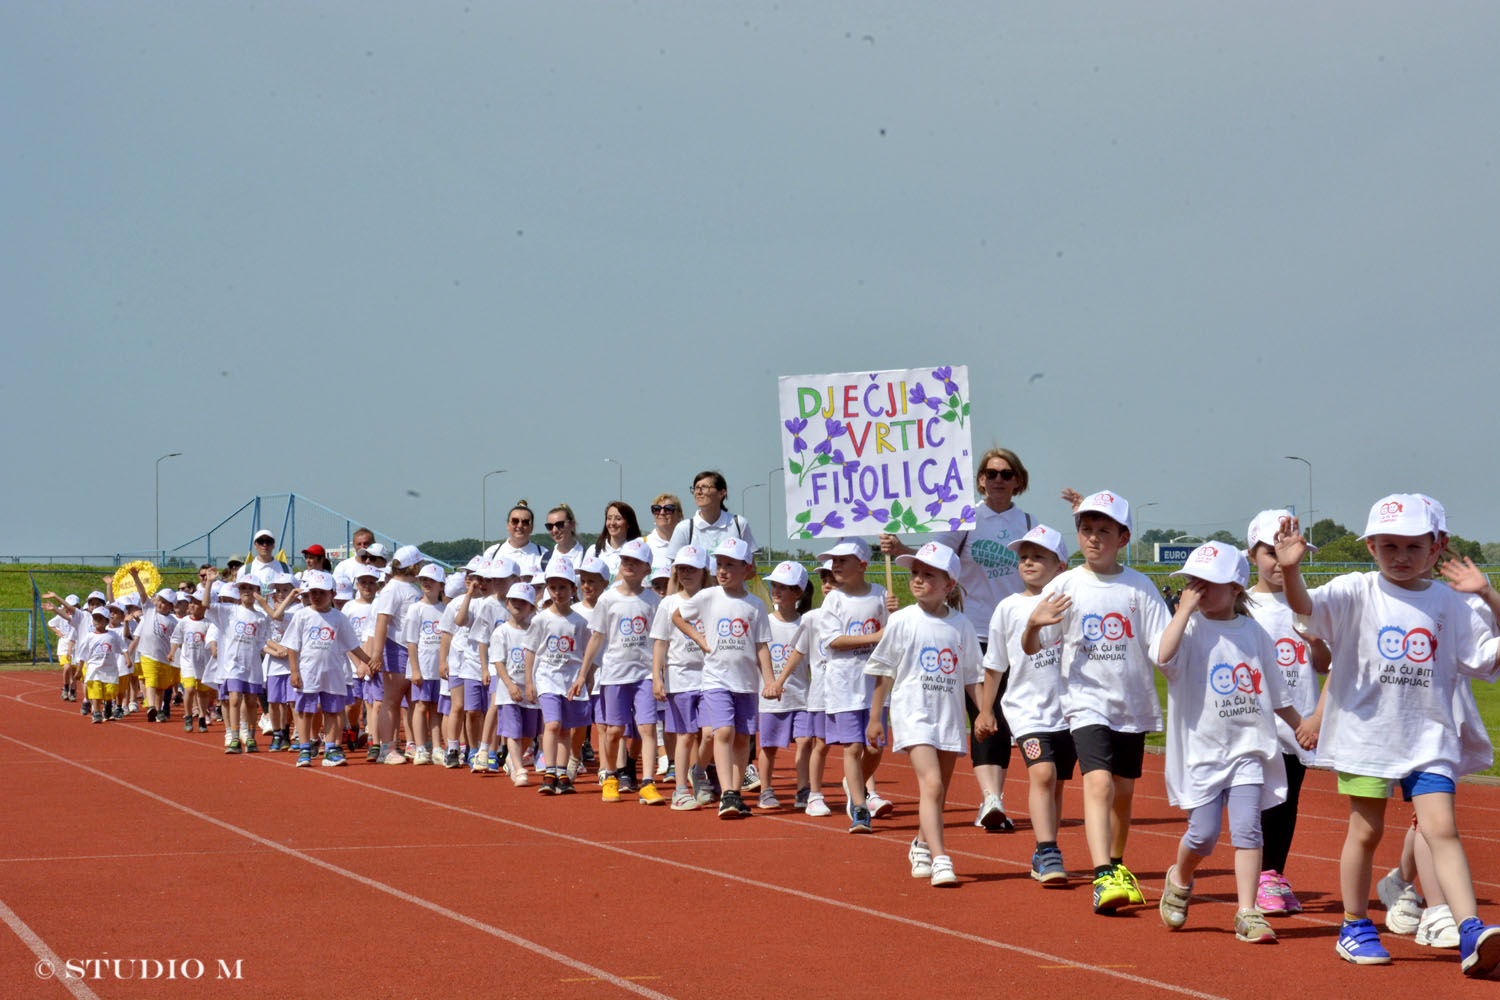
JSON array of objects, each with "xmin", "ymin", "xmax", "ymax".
[
  {"xmin": 986, "ymin": 592, "xmax": 1067, "ymax": 736},
  {"xmin": 1308, "ymin": 572, "xmax": 1500, "ymax": 780},
  {"xmin": 77, "ymin": 629, "xmax": 127, "ymax": 684},
  {"xmin": 1040, "ymin": 566, "xmax": 1169, "ymax": 733},
  {"xmin": 676, "ymin": 586, "xmax": 772, "ymax": 695},
  {"xmin": 372, "ymin": 578, "xmax": 422, "ymax": 649},
  {"xmin": 488, "ymin": 620, "xmax": 531, "ymax": 706},
  {"xmin": 1246, "ymin": 591, "xmax": 1322, "ymax": 763},
  {"xmin": 402, "ymin": 600, "xmax": 447, "ymax": 683},
  {"xmin": 523, "ymin": 607, "xmax": 590, "ymax": 700},
  {"xmin": 800, "ymin": 607, "xmax": 831, "ymax": 713},
  {"xmin": 817, "ymin": 587, "xmax": 889, "ymax": 714},
  {"xmin": 136, "ymin": 606, "xmax": 177, "ymax": 663},
  {"xmin": 931, "ymin": 504, "xmax": 1031, "ymax": 641},
  {"xmin": 760, "ymin": 614, "xmax": 811, "ymax": 714},
  {"xmin": 170, "ymin": 616, "xmax": 214, "ymax": 681},
  {"xmin": 203, "ymin": 603, "xmax": 271, "ymax": 685},
  {"xmin": 285, "ymin": 607, "xmax": 362, "ymax": 694},
  {"xmin": 650, "ymin": 592, "xmax": 705, "ymax": 694},
  {"xmin": 1157, "ymin": 613, "xmax": 1293, "ymax": 810},
  {"xmin": 587, "ymin": 585, "xmax": 661, "ymax": 686},
  {"xmin": 864, "ymin": 605, "xmax": 982, "ymax": 752}
]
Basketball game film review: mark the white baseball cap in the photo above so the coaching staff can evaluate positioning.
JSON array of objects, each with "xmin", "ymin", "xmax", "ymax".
[
  {"xmin": 1074, "ymin": 490, "xmax": 1132, "ymax": 533},
  {"xmin": 236, "ymin": 576, "xmax": 263, "ymax": 590},
  {"xmin": 482, "ymin": 556, "xmax": 519, "ymax": 580},
  {"xmin": 672, "ymin": 544, "xmax": 709, "ymax": 570},
  {"xmin": 712, "ymin": 537, "xmax": 754, "ymax": 564},
  {"xmin": 393, "ymin": 544, "xmax": 427, "ymax": 568},
  {"xmin": 154, "ymin": 588, "xmax": 176, "ymax": 605},
  {"xmin": 86, "ymin": 590, "xmax": 106, "ymax": 604},
  {"xmin": 530, "ymin": 571, "xmax": 548, "ymax": 587},
  {"xmin": 443, "ymin": 573, "xmax": 467, "ymax": 600},
  {"xmin": 896, "ymin": 541, "xmax": 961, "ymax": 578},
  {"xmin": 334, "ymin": 585, "xmax": 355, "ymax": 601},
  {"xmin": 617, "ymin": 537, "xmax": 653, "ymax": 566},
  {"xmin": 1246, "ymin": 509, "xmax": 1294, "ymax": 551},
  {"xmin": 1359, "ymin": 494, "xmax": 1433, "ymax": 539},
  {"xmin": 506, "ymin": 582, "xmax": 538, "ymax": 605},
  {"xmin": 1414, "ymin": 493, "xmax": 1448, "ymax": 536},
  {"xmin": 270, "ymin": 572, "xmax": 297, "ymax": 587},
  {"xmin": 816, "ymin": 558, "xmax": 834, "ymax": 574},
  {"xmin": 465, "ymin": 556, "xmax": 490, "ymax": 573},
  {"xmin": 1007, "ymin": 524, "xmax": 1069, "ymax": 563},
  {"xmin": 64, "ymin": 594, "xmax": 80, "ymax": 607},
  {"xmin": 650, "ymin": 558, "xmax": 672, "ymax": 582},
  {"xmin": 1172, "ymin": 542, "xmax": 1249, "ymax": 587},
  {"xmin": 417, "ymin": 564, "xmax": 446, "ymax": 584},
  {"xmin": 364, "ymin": 542, "xmax": 391, "ymax": 560},
  {"xmin": 303, "ymin": 570, "xmax": 336, "ymax": 592},
  {"xmin": 90, "ymin": 606, "xmax": 111, "ymax": 619},
  {"xmin": 190, "ymin": 587, "xmax": 208, "ymax": 603},
  {"xmin": 120, "ymin": 592, "xmax": 140, "ymax": 607},
  {"xmin": 545, "ymin": 557, "xmax": 579, "ymax": 584},
  {"xmin": 824, "ymin": 537, "xmax": 872, "ymax": 563},
  {"xmin": 765, "ymin": 560, "xmax": 810, "ymax": 588},
  {"xmin": 253, "ymin": 529, "xmax": 275, "ymax": 543},
  {"xmin": 578, "ymin": 556, "xmax": 611, "ymax": 581},
  {"xmin": 354, "ymin": 563, "xmax": 382, "ymax": 580}
]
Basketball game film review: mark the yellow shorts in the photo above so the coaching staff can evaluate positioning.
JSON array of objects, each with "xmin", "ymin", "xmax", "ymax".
[
  {"xmin": 85, "ymin": 680, "xmax": 119, "ymax": 700},
  {"xmin": 59, "ymin": 654, "xmax": 71, "ymax": 667},
  {"xmin": 183, "ymin": 677, "xmax": 216, "ymax": 694},
  {"xmin": 142, "ymin": 656, "xmax": 174, "ymax": 689}
]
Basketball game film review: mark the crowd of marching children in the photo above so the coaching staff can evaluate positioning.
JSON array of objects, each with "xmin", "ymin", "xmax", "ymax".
[{"xmin": 37, "ymin": 458, "xmax": 1500, "ymax": 978}]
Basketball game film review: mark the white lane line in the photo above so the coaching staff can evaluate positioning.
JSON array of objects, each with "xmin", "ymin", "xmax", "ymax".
[
  {"xmin": 0, "ymin": 733, "xmax": 674, "ymax": 1000},
  {"xmin": 0, "ymin": 896, "xmax": 102, "ymax": 1000}
]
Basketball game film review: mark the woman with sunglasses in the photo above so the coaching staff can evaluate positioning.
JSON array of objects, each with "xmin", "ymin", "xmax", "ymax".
[
  {"xmin": 645, "ymin": 493, "xmax": 685, "ymax": 562},
  {"xmin": 543, "ymin": 504, "xmax": 586, "ymax": 570},
  {"xmin": 484, "ymin": 503, "xmax": 548, "ymax": 562},
  {"xmin": 880, "ymin": 447, "xmax": 1035, "ymax": 833}
]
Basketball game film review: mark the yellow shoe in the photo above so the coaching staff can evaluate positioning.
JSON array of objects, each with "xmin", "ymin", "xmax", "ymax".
[
  {"xmin": 638, "ymin": 781, "xmax": 665, "ymax": 806},
  {"xmin": 1092, "ymin": 870, "xmax": 1131, "ymax": 914},
  {"xmin": 601, "ymin": 775, "xmax": 620, "ymax": 803},
  {"xmin": 1116, "ymin": 863, "xmax": 1146, "ymax": 905}
]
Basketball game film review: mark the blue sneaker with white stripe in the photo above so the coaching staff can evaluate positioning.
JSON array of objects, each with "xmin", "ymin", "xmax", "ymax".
[{"xmin": 1336, "ymin": 918, "xmax": 1391, "ymax": 965}]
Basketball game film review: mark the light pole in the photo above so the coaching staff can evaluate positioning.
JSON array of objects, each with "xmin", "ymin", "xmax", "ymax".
[
  {"xmin": 482, "ymin": 469, "xmax": 506, "ymax": 546},
  {"xmin": 767, "ymin": 467, "xmax": 782, "ymax": 561},
  {"xmin": 741, "ymin": 482, "xmax": 765, "ymax": 567},
  {"xmin": 155, "ymin": 451, "xmax": 182, "ymax": 554},
  {"xmin": 1286, "ymin": 455, "xmax": 1313, "ymax": 534},
  {"xmin": 1134, "ymin": 501, "xmax": 1158, "ymax": 563},
  {"xmin": 604, "ymin": 457, "xmax": 623, "ymax": 499}
]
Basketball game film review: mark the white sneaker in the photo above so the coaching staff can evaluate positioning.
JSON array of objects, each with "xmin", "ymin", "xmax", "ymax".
[
  {"xmin": 805, "ymin": 793, "xmax": 832, "ymax": 818},
  {"xmin": 656, "ymin": 755, "xmax": 670, "ymax": 777},
  {"xmin": 1415, "ymin": 903, "xmax": 1461, "ymax": 948},
  {"xmin": 257, "ymin": 714, "xmax": 273, "ymax": 734},
  {"xmin": 866, "ymin": 791, "xmax": 893, "ymax": 818},
  {"xmin": 128, "ymin": 700, "xmax": 139, "ymax": 714},
  {"xmin": 758, "ymin": 789, "xmax": 780, "ymax": 810},
  {"xmin": 908, "ymin": 837, "xmax": 933, "ymax": 879},
  {"xmin": 510, "ymin": 769, "xmax": 529, "ymax": 787},
  {"xmin": 384, "ymin": 748, "xmax": 407, "ymax": 765},
  {"xmin": 974, "ymin": 792, "xmax": 1013, "ymax": 831},
  {"xmin": 1377, "ymin": 868, "xmax": 1424, "ymax": 934},
  {"xmin": 412, "ymin": 748, "xmax": 432, "ymax": 766},
  {"xmin": 930, "ymin": 855, "xmax": 958, "ymax": 887},
  {"xmin": 743, "ymin": 764, "xmax": 761, "ymax": 793},
  {"xmin": 566, "ymin": 757, "xmax": 581, "ymax": 782}
]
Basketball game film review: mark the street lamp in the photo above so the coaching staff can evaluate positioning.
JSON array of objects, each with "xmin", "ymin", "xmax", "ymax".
[
  {"xmin": 482, "ymin": 469, "xmax": 506, "ymax": 546},
  {"xmin": 1286, "ymin": 456, "xmax": 1313, "ymax": 531},
  {"xmin": 767, "ymin": 467, "xmax": 782, "ymax": 560},
  {"xmin": 741, "ymin": 483, "xmax": 765, "ymax": 566},
  {"xmin": 155, "ymin": 451, "xmax": 182, "ymax": 553},
  {"xmin": 604, "ymin": 457, "xmax": 623, "ymax": 499},
  {"xmin": 1134, "ymin": 501, "xmax": 1159, "ymax": 563}
]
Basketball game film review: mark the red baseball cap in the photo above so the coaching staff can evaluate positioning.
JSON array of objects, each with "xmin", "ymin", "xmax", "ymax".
[{"xmin": 302, "ymin": 544, "xmax": 327, "ymax": 557}]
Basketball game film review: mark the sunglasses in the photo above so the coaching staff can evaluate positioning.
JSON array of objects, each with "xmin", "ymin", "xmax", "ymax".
[
  {"xmin": 979, "ymin": 468, "xmax": 1017, "ymax": 482},
  {"xmin": 545, "ymin": 521, "xmax": 569, "ymax": 530},
  {"xmin": 651, "ymin": 504, "xmax": 679, "ymax": 515},
  {"xmin": 255, "ymin": 538, "xmax": 274, "ymax": 545},
  {"xmin": 509, "ymin": 518, "xmax": 532, "ymax": 526}
]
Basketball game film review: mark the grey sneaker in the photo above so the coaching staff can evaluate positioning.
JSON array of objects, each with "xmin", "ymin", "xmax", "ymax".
[{"xmin": 1160, "ymin": 866, "xmax": 1192, "ymax": 930}]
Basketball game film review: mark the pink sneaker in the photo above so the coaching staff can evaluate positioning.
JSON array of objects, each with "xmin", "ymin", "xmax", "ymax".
[
  {"xmin": 1277, "ymin": 873, "xmax": 1302, "ymax": 914},
  {"xmin": 1256, "ymin": 871, "xmax": 1288, "ymax": 914}
]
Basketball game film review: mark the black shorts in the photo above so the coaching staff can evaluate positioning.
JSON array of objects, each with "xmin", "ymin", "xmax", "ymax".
[
  {"xmin": 1014, "ymin": 730, "xmax": 1077, "ymax": 781},
  {"xmin": 965, "ymin": 641, "xmax": 1011, "ymax": 768},
  {"xmin": 1072, "ymin": 725, "xmax": 1146, "ymax": 779}
]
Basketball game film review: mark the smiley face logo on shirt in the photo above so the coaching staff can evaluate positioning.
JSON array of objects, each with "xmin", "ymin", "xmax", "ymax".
[
  {"xmin": 1081, "ymin": 614, "xmax": 1104, "ymax": 642},
  {"xmin": 918, "ymin": 647, "xmax": 940, "ymax": 672},
  {"xmin": 1209, "ymin": 663, "xmax": 1237, "ymax": 695},
  {"xmin": 1403, "ymin": 628, "xmax": 1436, "ymax": 663},
  {"xmin": 770, "ymin": 641, "xmax": 787, "ymax": 665},
  {"xmin": 937, "ymin": 648, "xmax": 957, "ymax": 675},
  {"xmin": 1233, "ymin": 662, "xmax": 1262, "ymax": 694},
  {"xmin": 1274, "ymin": 637, "xmax": 1305, "ymax": 668},
  {"xmin": 1376, "ymin": 626, "xmax": 1407, "ymax": 661},
  {"xmin": 1101, "ymin": 613, "xmax": 1133, "ymax": 641},
  {"xmin": 717, "ymin": 619, "xmax": 733, "ymax": 637},
  {"xmin": 729, "ymin": 618, "xmax": 748, "ymax": 638}
]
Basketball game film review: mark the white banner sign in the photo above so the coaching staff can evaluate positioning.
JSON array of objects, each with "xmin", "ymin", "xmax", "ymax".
[{"xmin": 778, "ymin": 365, "xmax": 976, "ymax": 541}]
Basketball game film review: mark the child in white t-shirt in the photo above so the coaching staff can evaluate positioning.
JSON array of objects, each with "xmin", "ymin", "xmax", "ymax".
[
  {"xmin": 489, "ymin": 582, "xmax": 539, "ymax": 786},
  {"xmin": 976, "ymin": 524, "xmax": 1072, "ymax": 886},
  {"xmin": 780, "ymin": 562, "xmax": 838, "ymax": 816},
  {"xmin": 816, "ymin": 537, "xmax": 892, "ymax": 830},
  {"xmin": 673, "ymin": 537, "xmax": 774, "ymax": 819},
  {"xmin": 1243, "ymin": 509, "xmax": 1330, "ymax": 915},
  {"xmin": 757, "ymin": 561, "xmax": 814, "ymax": 811},
  {"xmin": 169, "ymin": 590, "xmax": 215, "ymax": 732},
  {"xmin": 402, "ymin": 564, "xmax": 448, "ymax": 766},
  {"xmin": 1153, "ymin": 543, "xmax": 1309, "ymax": 944},
  {"xmin": 1307, "ymin": 495, "xmax": 1500, "ymax": 975},
  {"xmin": 286, "ymin": 571, "xmax": 370, "ymax": 767},
  {"xmin": 1024, "ymin": 490, "xmax": 1171, "ymax": 914},
  {"xmin": 77, "ymin": 607, "xmax": 127, "ymax": 723},
  {"xmin": 523, "ymin": 558, "xmax": 592, "ymax": 795},
  {"xmin": 867, "ymin": 542, "xmax": 982, "ymax": 886},
  {"xmin": 651, "ymin": 544, "xmax": 712, "ymax": 809}
]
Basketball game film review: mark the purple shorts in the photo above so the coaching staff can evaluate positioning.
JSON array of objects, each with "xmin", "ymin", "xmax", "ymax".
[
  {"xmin": 361, "ymin": 673, "xmax": 383, "ymax": 702},
  {"xmin": 410, "ymin": 679, "xmax": 440, "ymax": 704},
  {"xmin": 808, "ymin": 710, "xmax": 827, "ymax": 741},
  {"xmin": 383, "ymin": 639, "xmax": 408, "ymax": 672},
  {"xmin": 700, "ymin": 688, "xmax": 758, "ymax": 735},
  {"xmin": 455, "ymin": 678, "xmax": 490, "ymax": 714},
  {"xmin": 590, "ymin": 691, "xmax": 605, "ymax": 725},
  {"xmin": 539, "ymin": 694, "xmax": 591, "ymax": 729},
  {"xmin": 295, "ymin": 691, "xmax": 346, "ymax": 714},
  {"xmin": 826, "ymin": 708, "xmax": 888, "ymax": 747},
  {"xmin": 266, "ymin": 674, "xmax": 293, "ymax": 705},
  {"xmin": 498, "ymin": 703, "xmax": 543, "ymax": 739},
  {"xmin": 759, "ymin": 709, "xmax": 813, "ymax": 748},
  {"xmin": 664, "ymin": 691, "xmax": 700, "ymax": 734},
  {"xmin": 437, "ymin": 694, "xmax": 452, "ymax": 715},
  {"xmin": 602, "ymin": 679, "xmax": 657, "ymax": 731},
  {"xmin": 222, "ymin": 679, "xmax": 266, "ymax": 696}
]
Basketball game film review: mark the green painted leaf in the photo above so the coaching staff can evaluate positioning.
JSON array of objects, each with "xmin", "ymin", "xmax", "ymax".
[
  {"xmin": 796, "ymin": 529, "xmax": 812, "ymax": 540},
  {"xmin": 902, "ymin": 508, "xmax": 919, "ymax": 528},
  {"xmin": 890, "ymin": 500, "xmax": 904, "ymax": 518},
  {"xmin": 948, "ymin": 394, "xmax": 959, "ymax": 407},
  {"xmin": 961, "ymin": 402, "xmax": 970, "ymax": 416},
  {"xmin": 914, "ymin": 524, "xmax": 931, "ymax": 533},
  {"xmin": 795, "ymin": 510, "xmax": 812, "ymax": 524},
  {"xmin": 815, "ymin": 453, "xmax": 831, "ymax": 466},
  {"xmin": 941, "ymin": 410, "xmax": 957, "ymax": 422},
  {"xmin": 883, "ymin": 519, "xmax": 901, "ymax": 533},
  {"xmin": 788, "ymin": 459, "xmax": 802, "ymax": 475}
]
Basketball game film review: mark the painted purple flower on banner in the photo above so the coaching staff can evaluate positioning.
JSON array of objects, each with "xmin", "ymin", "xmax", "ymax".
[
  {"xmin": 806, "ymin": 510, "xmax": 846, "ymax": 537},
  {"xmin": 926, "ymin": 485, "xmax": 958, "ymax": 519},
  {"xmin": 851, "ymin": 498, "xmax": 872, "ymax": 522},
  {"xmin": 824, "ymin": 417, "xmax": 846, "ymax": 439},
  {"xmin": 933, "ymin": 366, "xmax": 958, "ymax": 396},
  {"xmin": 784, "ymin": 417, "xmax": 808, "ymax": 453},
  {"xmin": 947, "ymin": 505, "xmax": 976, "ymax": 531},
  {"xmin": 909, "ymin": 382, "xmax": 941, "ymax": 412},
  {"xmin": 852, "ymin": 499, "xmax": 890, "ymax": 523},
  {"xmin": 926, "ymin": 498, "xmax": 944, "ymax": 518}
]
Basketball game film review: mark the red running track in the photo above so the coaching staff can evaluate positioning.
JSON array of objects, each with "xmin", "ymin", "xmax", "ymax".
[{"xmin": 3, "ymin": 668, "xmax": 1499, "ymax": 999}]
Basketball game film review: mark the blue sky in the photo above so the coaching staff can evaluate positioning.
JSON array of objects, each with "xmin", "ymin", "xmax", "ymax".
[{"xmin": 6, "ymin": 2, "xmax": 1498, "ymax": 556}]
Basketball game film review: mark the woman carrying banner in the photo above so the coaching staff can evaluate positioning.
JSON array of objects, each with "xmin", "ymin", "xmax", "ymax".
[{"xmin": 881, "ymin": 447, "xmax": 1033, "ymax": 831}]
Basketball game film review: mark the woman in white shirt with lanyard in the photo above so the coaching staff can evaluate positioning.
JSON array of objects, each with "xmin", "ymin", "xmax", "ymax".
[
  {"xmin": 881, "ymin": 446, "xmax": 1034, "ymax": 832},
  {"xmin": 666, "ymin": 470, "xmax": 757, "ymax": 559}
]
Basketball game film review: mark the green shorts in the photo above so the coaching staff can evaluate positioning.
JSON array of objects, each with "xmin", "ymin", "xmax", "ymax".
[{"xmin": 1336, "ymin": 772, "xmax": 1393, "ymax": 799}]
